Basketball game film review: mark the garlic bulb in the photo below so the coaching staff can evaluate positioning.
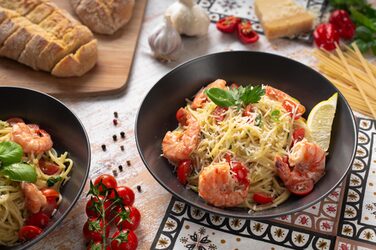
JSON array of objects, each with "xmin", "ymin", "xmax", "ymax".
[
  {"xmin": 148, "ymin": 16, "xmax": 182, "ymax": 62},
  {"xmin": 165, "ymin": 0, "xmax": 210, "ymax": 36}
]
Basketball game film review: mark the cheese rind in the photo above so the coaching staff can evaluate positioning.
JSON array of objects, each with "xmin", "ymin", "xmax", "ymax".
[{"xmin": 254, "ymin": 0, "xmax": 314, "ymax": 40}]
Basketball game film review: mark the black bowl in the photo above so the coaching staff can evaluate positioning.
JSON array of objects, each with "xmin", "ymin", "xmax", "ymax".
[
  {"xmin": 136, "ymin": 51, "xmax": 357, "ymax": 218},
  {"xmin": 0, "ymin": 87, "xmax": 90, "ymax": 249}
]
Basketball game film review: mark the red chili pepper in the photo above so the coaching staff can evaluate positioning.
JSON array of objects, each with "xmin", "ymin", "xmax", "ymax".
[
  {"xmin": 313, "ymin": 23, "xmax": 340, "ymax": 51},
  {"xmin": 329, "ymin": 10, "xmax": 356, "ymax": 40},
  {"xmin": 237, "ymin": 20, "xmax": 259, "ymax": 44},
  {"xmin": 216, "ymin": 16, "xmax": 241, "ymax": 33}
]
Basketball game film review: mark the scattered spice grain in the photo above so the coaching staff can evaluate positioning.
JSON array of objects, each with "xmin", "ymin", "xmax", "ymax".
[
  {"xmin": 114, "ymin": 112, "xmax": 118, "ymax": 118},
  {"xmin": 112, "ymin": 135, "xmax": 117, "ymax": 141},
  {"xmin": 126, "ymin": 160, "xmax": 131, "ymax": 166},
  {"xmin": 101, "ymin": 144, "xmax": 107, "ymax": 151},
  {"xmin": 120, "ymin": 145, "xmax": 124, "ymax": 151},
  {"xmin": 120, "ymin": 131, "xmax": 125, "ymax": 138},
  {"xmin": 137, "ymin": 185, "xmax": 142, "ymax": 192},
  {"xmin": 118, "ymin": 165, "xmax": 123, "ymax": 172},
  {"xmin": 113, "ymin": 119, "xmax": 118, "ymax": 126},
  {"xmin": 112, "ymin": 169, "xmax": 118, "ymax": 177}
]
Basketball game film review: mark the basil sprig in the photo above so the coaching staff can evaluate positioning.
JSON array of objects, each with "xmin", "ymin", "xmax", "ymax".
[
  {"xmin": 0, "ymin": 141, "xmax": 37, "ymax": 183},
  {"xmin": 205, "ymin": 85, "xmax": 265, "ymax": 108}
]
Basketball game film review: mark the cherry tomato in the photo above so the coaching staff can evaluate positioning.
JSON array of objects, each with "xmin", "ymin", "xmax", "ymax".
[
  {"xmin": 111, "ymin": 229, "xmax": 138, "ymax": 250},
  {"xmin": 39, "ymin": 159, "xmax": 60, "ymax": 175},
  {"xmin": 289, "ymin": 179, "xmax": 314, "ymax": 196},
  {"xmin": 253, "ymin": 192, "xmax": 274, "ymax": 204},
  {"xmin": 25, "ymin": 212, "xmax": 49, "ymax": 229},
  {"xmin": 232, "ymin": 162, "xmax": 250, "ymax": 187},
  {"xmin": 313, "ymin": 23, "xmax": 340, "ymax": 51},
  {"xmin": 237, "ymin": 20, "xmax": 259, "ymax": 44},
  {"xmin": 177, "ymin": 160, "xmax": 192, "ymax": 185},
  {"xmin": 41, "ymin": 197, "xmax": 58, "ymax": 217},
  {"xmin": 19, "ymin": 225, "xmax": 42, "ymax": 242},
  {"xmin": 83, "ymin": 218, "xmax": 109, "ymax": 242},
  {"xmin": 6, "ymin": 117, "xmax": 24, "ymax": 126},
  {"xmin": 282, "ymin": 100, "xmax": 305, "ymax": 119},
  {"xmin": 242, "ymin": 104, "xmax": 254, "ymax": 117},
  {"xmin": 94, "ymin": 174, "xmax": 118, "ymax": 194},
  {"xmin": 41, "ymin": 188, "xmax": 59, "ymax": 200},
  {"xmin": 115, "ymin": 206, "xmax": 141, "ymax": 231},
  {"xmin": 216, "ymin": 16, "xmax": 241, "ymax": 33},
  {"xmin": 110, "ymin": 186, "xmax": 135, "ymax": 206},
  {"xmin": 292, "ymin": 128, "xmax": 305, "ymax": 142},
  {"xmin": 329, "ymin": 10, "xmax": 355, "ymax": 40},
  {"xmin": 212, "ymin": 106, "xmax": 228, "ymax": 122},
  {"xmin": 176, "ymin": 108, "xmax": 187, "ymax": 126},
  {"xmin": 87, "ymin": 241, "xmax": 105, "ymax": 250},
  {"xmin": 86, "ymin": 196, "xmax": 113, "ymax": 219}
]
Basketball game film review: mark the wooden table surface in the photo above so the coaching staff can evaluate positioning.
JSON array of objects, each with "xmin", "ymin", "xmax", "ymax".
[{"xmin": 31, "ymin": 0, "xmax": 322, "ymax": 249}]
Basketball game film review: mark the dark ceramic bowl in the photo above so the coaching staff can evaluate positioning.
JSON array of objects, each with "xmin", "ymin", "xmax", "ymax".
[
  {"xmin": 0, "ymin": 87, "xmax": 90, "ymax": 249},
  {"xmin": 136, "ymin": 51, "xmax": 357, "ymax": 218}
]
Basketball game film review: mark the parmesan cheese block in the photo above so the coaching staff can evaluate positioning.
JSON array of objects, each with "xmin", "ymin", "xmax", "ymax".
[{"xmin": 254, "ymin": 0, "xmax": 314, "ymax": 40}]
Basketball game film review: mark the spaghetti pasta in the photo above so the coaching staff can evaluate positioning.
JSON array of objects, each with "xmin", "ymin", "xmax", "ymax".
[{"xmin": 0, "ymin": 120, "xmax": 74, "ymax": 246}]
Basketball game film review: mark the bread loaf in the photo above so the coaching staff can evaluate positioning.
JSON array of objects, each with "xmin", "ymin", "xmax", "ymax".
[
  {"xmin": 70, "ymin": 0, "xmax": 135, "ymax": 35},
  {"xmin": 0, "ymin": 0, "xmax": 97, "ymax": 77},
  {"xmin": 254, "ymin": 0, "xmax": 314, "ymax": 40}
]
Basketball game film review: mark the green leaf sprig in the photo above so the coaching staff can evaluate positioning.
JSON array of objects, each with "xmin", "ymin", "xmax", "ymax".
[
  {"xmin": 0, "ymin": 141, "xmax": 36, "ymax": 183},
  {"xmin": 205, "ymin": 85, "xmax": 265, "ymax": 108}
]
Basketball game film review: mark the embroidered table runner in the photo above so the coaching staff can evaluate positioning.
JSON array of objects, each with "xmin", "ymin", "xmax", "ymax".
[{"xmin": 152, "ymin": 119, "xmax": 376, "ymax": 249}]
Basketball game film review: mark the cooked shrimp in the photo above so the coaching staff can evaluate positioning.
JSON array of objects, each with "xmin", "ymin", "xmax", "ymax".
[
  {"xmin": 11, "ymin": 122, "xmax": 53, "ymax": 153},
  {"xmin": 275, "ymin": 140, "xmax": 326, "ymax": 195},
  {"xmin": 198, "ymin": 162, "xmax": 249, "ymax": 207},
  {"xmin": 162, "ymin": 108, "xmax": 200, "ymax": 162},
  {"xmin": 265, "ymin": 86, "xmax": 305, "ymax": 117},
  {"xmin": 21, "ymin": 182, "xmax": 47, "ymax": 214},
  {"xmin": 191, "ymin": 79, "xmax": 227, "ymax": 109}
]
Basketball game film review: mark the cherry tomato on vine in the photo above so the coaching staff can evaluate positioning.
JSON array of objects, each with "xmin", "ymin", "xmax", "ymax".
[
  {"xmin": 216, "ymin": 16, "xmax": 241, "ymax": 33},
  {"xmin": 177, "ymin": 160, "xmax": 192, "ymax": 185},
  {"xmin": 109, "ymin": 186, "xmax": 135, "ymax": 206},
  {"xmin": 94, "ymin": 174, "xmax": 118, "ymax": 194},
  {"xmin": 25, "ymin": 212, "xmax": 49, "ymax": 229},
  {"xmin": 19, "ymin": 225, "xmax": 42, "ymax": 241},
  {"xmin": 87, "ymin": 241, "xmax": 105, "ymax": 250},
  {"xmin": 115, "ymin": 206, "xmax": 141, "ymax": 231},
  {"xmin": 83, "ymin": 218, "xmax": 109, "ymax": 242},
  {"xmin": 110, "ymin": 229, "xmax": 138, "ymax": 250},
  {"xmin": 86, "ymin": 196, "xmax": 113, "ymax": 219}
]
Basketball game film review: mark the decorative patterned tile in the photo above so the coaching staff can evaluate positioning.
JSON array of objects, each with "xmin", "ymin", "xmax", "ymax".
[
  {"xmin": 335, "ymin": 237, "xmax": 376, "ymax": 250},
  {"xmin": 197, "ymin": 0, "xmax": 329, "ymax": 42},
  {"xmin": 152, "ymin": 198, "xmax": 336, "ymax": 250},
  {"xmin": 338, "ymin": 119, "xmax": 376, "ymax": 245}
]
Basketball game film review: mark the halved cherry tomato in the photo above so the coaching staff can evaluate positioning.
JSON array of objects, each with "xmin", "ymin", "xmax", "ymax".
[
  {"xmin": 292, "ymin": 128, "xmax": 305, "ymax": 142},
  {"xmin": 110, "ymin": 229, "xmax": 138, "ymax": 250},
  {"xmin": 242, "ymin": 104, "xmax": 254, "ymax": 117},
  {"xmin": 216, "ymin": 16, "xmax": 241, "ymax": 33},
  {"xmin": 41, "ymin": 188, "xmax": 59, "ymax": 200},
  {"xmin": 313, "ymin": 23, "xmax": 340, "ymax": 51},
  {"xmin": 25, "ymin": 212, "xmax": 49, "ymax": 229},
  {"xmin": 86, "ymin": 196, "xmax": 113, "ymax": 219},
  {"xmin": 94, "ymin": 174, "xmax": 118, "ymax": 194},
  {"xmin": 115, "ymin": 206, "xmax": 141, "ymax": 231},
  {"xmin": 83, "ymin": 218, "xmax": 109, "ymax": 242},
  {"xmin": 213, "ymin": 106, "xmax": 228, "ymax": 122},
  {"xmin": 282, "ymin": 100, "xmax": 305, "ymax": 119},
  {"xmin": 329, "ymin": 9, "xmax": 355, "ymax": 40},
  {"xmin": 42, "ymin": 197, "xmax": 58, "ymax": 217},
  {"xmin": 6, "ymin": 117, "xmax": 24, "ymax": 126},
  {"xmin": 39, "ymin": 159, "xmax": 60, "ymax": 175},
  {"xmin": 289, "ymin": 179, "xmax": 314, "ymax": 196},
  {"xmin": 176, "ymin": 108, "xmax": 187, "ymax": 126},
  {"xmin": 110, "ymin": 186, "xmax": 135, "ymax": 206},
  {"xmin": 253, "ymin": 192, "xmax": 273, "ymax": 204},
  {"xmin": 19, "ymin": 225, "xmax": 42, "ymax": 242},
  {"xmin": 177, "ymin": 160, "xmax": 192, "ymax": 185},
  {"xmin": 237, "ymin": 20, "xmax": 259, "ymax": 44},
  {"xmin": 232, "ymin": 162, "xmax": 250, "ymax": 187}
]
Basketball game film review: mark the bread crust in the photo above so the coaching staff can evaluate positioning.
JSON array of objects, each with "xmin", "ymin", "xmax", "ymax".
[
  {"xmin": 0, "ymin": 0, "xmax": 97, "ymax": 77},
  {"xmin": 70, "ymin": 0, "xmax": 135, "ymax": 35}
]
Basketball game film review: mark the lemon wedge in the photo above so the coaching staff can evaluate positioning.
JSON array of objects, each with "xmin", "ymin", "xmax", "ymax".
[{"xmin": 307, "ymin": 93, "xmax": 338, "ymax": 151}]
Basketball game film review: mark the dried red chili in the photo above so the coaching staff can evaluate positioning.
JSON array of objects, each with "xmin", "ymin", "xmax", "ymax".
[
  {"xmin": 237, "ymin": 20, "xmax": 259, "ymax": 44},
  {"xmin": 329, "ymin": 9, "xmax": 355, "ymax": 40},
  {"xmin": 313, "ymin": 23, "xmax": 340, "ymax": 51},
  {"xmin": 216, "ymin": 16, "xmax": 241, "ymax": 33}
]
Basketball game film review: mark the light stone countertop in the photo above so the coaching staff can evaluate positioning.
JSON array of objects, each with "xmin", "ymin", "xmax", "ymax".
[{"xmin": 31, "ymin": 0, "xmax": 322, "ymax": 249}]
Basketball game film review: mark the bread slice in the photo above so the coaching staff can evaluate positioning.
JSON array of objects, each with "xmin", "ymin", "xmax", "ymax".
[
  {"xmin": 70, "ymin": 0, "xmax": 135, "ymax": 35},
  {"xmin": 254, "ymin": 0, "xmax": 314, "ymax": 40},
  {"xmin": 0, "ymin": 0, "xmax": 97, "ymax": 77}
]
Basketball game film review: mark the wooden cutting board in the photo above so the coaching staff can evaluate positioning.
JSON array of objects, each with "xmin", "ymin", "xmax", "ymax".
[{"xmin": 0, "ymin": 0, "xmax": 147, "ymax": 96}]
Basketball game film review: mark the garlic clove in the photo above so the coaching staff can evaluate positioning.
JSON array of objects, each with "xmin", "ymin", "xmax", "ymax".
[{"xmin": 148, "ymin": 15, "xmax": 183, "ymax": 62}]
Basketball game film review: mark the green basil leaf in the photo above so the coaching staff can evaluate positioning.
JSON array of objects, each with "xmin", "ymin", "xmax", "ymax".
[
  {"xmin": 356, "ymin": 26, "xmax": 373, "ymax": 41},
  {"xmin": 47, "ymin": 176, "xmax": 62, "ymax": 187},
  {"xmin": 240, "ymin": 85, "xmax": 265, "ymax": 105},
  {"xmin": 205, "ymin": 88, "xmax": 236, "ymax": 107},
  {"xmin": 0, "ymin": 141, "xmax": 23, "ymax": 166},
  {"xmin": 271, "ymin": 109, "xmax": 280, "ymax": 122},
  {"xmin": 355, "ymin": 39, "xmax": 371, "ymax": 52},
  {"xmin": 1, "ymin": 163, "xmax": 37, "ymax": 182},
  {"xmin": 351, "ymin": 7, "xmax": 376, "ymax": 32}
]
